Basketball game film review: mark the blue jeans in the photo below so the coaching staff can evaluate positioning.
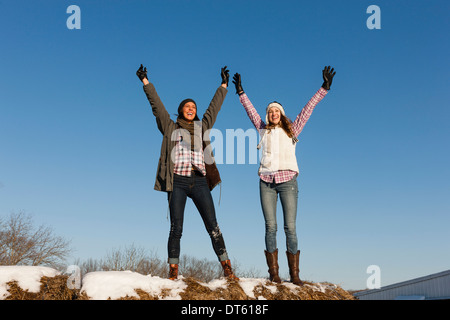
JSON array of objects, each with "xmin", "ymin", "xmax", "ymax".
[
  {"xmin": 167, "ymin": 172, "xmax": 229, "ymax": 264},
  {"xmin": 259, "ymin": 177, "xmax": 299, "ymax": 254}
]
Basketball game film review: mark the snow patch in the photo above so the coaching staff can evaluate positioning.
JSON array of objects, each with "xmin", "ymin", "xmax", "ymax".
[
  {"xmin": 238, "ymin": 278, "xmax": 268, "ymax": 299},
  {"xmin": 0, "ymin": 266, "xmax": 60, "ymax": 299},
  {"xmin": 81, "ymin": 270, "xmax": 187, "ymax": 300},
  {"xmin": 202, "ymin": 277, "xmax": 228, "ymax": 291}
]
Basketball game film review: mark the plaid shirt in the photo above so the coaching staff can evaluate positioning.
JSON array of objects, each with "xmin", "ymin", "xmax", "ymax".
[
  {"xmin": 239, "ymin": 87, "xmax": 328, "ymax": 183},
  {"xmin": 173, "ymin": 132, "xmax": 206, "ymax": 177}
]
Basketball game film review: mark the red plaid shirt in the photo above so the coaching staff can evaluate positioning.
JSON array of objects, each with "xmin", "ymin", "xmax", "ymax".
[
  {"xmin": 239, "ymin": 87, "xmax": 328, "ymax": 183},
  {"xmin": 173, "ymin": 132, "xmax": 206, "ymax": 177}
]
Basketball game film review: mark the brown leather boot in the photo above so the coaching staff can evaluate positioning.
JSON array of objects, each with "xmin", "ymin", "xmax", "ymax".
[
  {"xmin": 286, "ymin": 250, "xmax": 304, "ymax": 286},
  {"xmin": 264, "ymin": 249, "xmax": 281, "ymax": 283},
  {"xmin": 220, "ymin": 260, "xmax": 239, "ymax": 280},
  {"xmin": 168, "ymin": 264, "xmax": 178, "ymax": 280}
]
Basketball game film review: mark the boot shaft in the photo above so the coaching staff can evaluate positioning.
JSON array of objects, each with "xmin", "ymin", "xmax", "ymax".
[
  {"xmin": 220, "ymin": 259, "xmax": 239, "ymax": 280},
  {"xmin": 286, "ymin": 250, "xmax": 304, "ymax": 286},
  {"xmin": 286, "ymin": 250, "xmax": 300, "ymax": 273},
  {"xmin": 264, "ymin": 249, "xmax": 281, "ymax": 283},
  {"xmin": 168, "ymin": 264, "xmax": 178, "ymax": 280}
]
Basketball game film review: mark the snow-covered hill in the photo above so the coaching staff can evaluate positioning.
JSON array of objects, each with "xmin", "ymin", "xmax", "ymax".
[{"xmin": 0, "ymin": 266, "xmax": 354, "ymax": 300}]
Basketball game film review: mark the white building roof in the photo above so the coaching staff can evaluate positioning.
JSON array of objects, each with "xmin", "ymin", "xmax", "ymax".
[{"xmin": 354, "ymin": 269, "xmax": 450, "ymax": 300}]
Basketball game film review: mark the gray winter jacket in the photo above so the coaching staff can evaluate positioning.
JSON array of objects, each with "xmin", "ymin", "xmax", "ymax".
[{"xmin": 143, "ymin": 82, "xmax": 227, "ymax": 192}]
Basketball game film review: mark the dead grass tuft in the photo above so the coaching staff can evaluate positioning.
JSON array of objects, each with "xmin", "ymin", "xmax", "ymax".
[{"xmin": 4, "ymin": 275, "xmax": 79, "ymax": 300}]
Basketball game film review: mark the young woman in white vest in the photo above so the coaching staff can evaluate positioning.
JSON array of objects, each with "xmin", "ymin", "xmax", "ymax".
[{"xmin": 232, "ymin": 67, "xmax": 335, "ymax": 285}]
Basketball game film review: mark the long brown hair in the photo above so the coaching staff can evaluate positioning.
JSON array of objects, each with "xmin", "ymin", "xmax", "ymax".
[{"xmin": 266, "ymin": 113, "xmax": 295, "ymax": 138}]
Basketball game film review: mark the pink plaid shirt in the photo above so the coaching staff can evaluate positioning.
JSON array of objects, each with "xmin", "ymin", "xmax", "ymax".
[
  {"xmin": 173, "ymin": 133, "xmax": 206, "ymax": 177},
  {"xmin": 239, "ymin": 87, "xmax": 328, "ymax": 183}
]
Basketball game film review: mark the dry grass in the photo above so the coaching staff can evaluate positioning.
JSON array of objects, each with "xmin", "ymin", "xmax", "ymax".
[
  {"xmin": 4, "ymin": 275, "xmax": 79, "ymax": 300},
  {"xmin": 177, "ymin": 277, "xmax": 355, "ymax": 301}
]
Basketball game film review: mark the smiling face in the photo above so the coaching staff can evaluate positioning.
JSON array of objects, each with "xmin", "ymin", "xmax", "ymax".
[
  {"xmin": 182, "ymin": 102, "xmax": 197, "ymax": 122},
  {"xmin": 267, "ymin": 107, "xmax": 281, "ymax": 125}
]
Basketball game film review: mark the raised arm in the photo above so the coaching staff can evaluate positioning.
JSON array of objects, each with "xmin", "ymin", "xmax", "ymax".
[
  {"xmin": 291, "ymin": 66, "xmax": 336, "ymax": 137},
  {"xmin": 136, "ymin": 64, "xmax": 172, "ymax": 134},
  {"xmin": 233, "ymin": 73, "xmax": 266, "ymax": 133},
  {"xmin": 202, "ymin": 66, "xmax": 229, "ymax": 131}
]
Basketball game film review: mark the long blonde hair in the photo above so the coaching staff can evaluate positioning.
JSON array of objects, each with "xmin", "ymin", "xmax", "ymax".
[{"xmin": 266, "ymin": 113, "xmax": 295, "ymax": 138}]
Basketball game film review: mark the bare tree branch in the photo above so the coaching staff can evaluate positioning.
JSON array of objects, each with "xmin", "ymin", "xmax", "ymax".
[{"xmin": 0, "ymin": 211, "xmax": 72, "ymax": 268}]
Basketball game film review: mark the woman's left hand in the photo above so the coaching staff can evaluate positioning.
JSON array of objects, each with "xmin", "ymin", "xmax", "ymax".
[
  {"xmin": 322, "ymin": 66, "xmax": 336, "ymax": 90},
  {"xmin": 221, "ymin": 66, "xmax": 230, "ymax": 88}
]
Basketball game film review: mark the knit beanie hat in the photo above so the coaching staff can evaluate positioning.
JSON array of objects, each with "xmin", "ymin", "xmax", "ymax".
[
  {"xmin": 178, "ymin": 98, "xmax": 199, "ymax": 121},
  {"xmin": 265, "ymin": 101, "xmax": 285, "ymax": 124}
]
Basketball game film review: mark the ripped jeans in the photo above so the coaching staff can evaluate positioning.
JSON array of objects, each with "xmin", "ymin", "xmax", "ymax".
[
  {"xmin": 259, "ymin": 177, "xmax": 299, "ymax": 254},
  {"xmin": 167, "ymin": 172, "xmax": 229, "ymax": 264}
]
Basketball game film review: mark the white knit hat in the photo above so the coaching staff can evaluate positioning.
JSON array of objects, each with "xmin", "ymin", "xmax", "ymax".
[{"xmin": 265, "ymin": 102, "xmax": 285, "ymax": 124}]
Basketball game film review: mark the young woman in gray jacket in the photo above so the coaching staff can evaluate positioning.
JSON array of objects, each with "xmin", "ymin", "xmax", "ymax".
[{"xmin": 136, "ymin": 64, "xmax": 238, "ymax": 281}]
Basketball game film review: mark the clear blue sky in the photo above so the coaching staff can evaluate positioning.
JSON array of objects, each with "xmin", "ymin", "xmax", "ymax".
[{"xmin": 1, "ymin": 0, "xmax": 449, "ymax": 290}]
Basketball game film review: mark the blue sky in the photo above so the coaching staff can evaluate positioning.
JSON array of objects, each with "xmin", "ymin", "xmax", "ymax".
[{"xmin": 1, "ymin": 0, "xmax": 449, "ymax": 290}]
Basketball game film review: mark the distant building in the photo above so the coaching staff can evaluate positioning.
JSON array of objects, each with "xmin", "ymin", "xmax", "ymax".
[{"xmin": 354, "ymin": 269, "xmax": 450, "ymax": 300}]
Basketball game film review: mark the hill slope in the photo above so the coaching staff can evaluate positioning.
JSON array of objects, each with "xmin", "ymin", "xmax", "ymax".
[{"xmin": 0, "ymin": 266, "xmax": 354, "ymax": 300}]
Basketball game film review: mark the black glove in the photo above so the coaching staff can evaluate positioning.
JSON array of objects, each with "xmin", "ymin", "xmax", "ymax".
[
  {"xmin": 322, "ymin": 66, "xmax": 336, "ymax": 90},
  {"xmin": 232, "ymin": 73, "xmax": 244, "ymax": 95},
  {"xmin": 136, "ymin": 64, "xmax": 148, "ymax": 82},
  {"xmin": 221, "ymin": 66, "xmax": 230, "ymax": 86}
]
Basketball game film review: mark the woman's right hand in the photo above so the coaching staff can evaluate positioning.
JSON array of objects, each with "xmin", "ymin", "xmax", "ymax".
[
  {"xmin": 136, "ymin": 64, "xmax": 149, "ymax": 84},
  {"xmin": 232, "ymin": 73, "xmax": 244, "ymax": 95}
]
